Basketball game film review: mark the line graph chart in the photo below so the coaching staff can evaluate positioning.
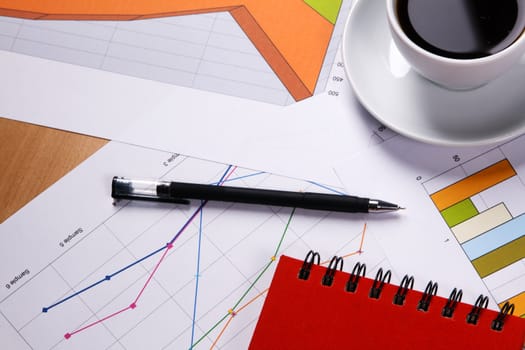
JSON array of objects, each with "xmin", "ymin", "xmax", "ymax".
[{"xmin": 0, "ymin": 141, "xmax": 392, "ymax": 349}]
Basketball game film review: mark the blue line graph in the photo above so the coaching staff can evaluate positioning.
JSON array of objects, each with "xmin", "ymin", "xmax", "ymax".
[
  {"xmin": 190, "ymin": 204, "xmax": 205, "ymax": 347},
  {"xmin": 42, "ymin": 165, "xmax": 234, "ymax": 315}
]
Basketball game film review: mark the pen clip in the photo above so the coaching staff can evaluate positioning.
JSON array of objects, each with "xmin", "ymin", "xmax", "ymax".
[
  {"xmin": 113, "ymin": 195, "xmax": 190, "ymax": 205},
  {"xmin": 164, "ymin": 197, "xmax": 191, "ymax": 205}
]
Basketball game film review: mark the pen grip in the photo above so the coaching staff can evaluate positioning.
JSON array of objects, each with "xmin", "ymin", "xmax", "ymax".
[{"xmin": 166, "ymin": 182, "xmax": 370, "ymax": 213}]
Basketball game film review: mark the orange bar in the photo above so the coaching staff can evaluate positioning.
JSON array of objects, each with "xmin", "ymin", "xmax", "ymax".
[
  {"xmin": 0, "ymin": 0, "xmax": 339, "ymax": 101},
  {"xmin": 499, "ymin": 292, "xmax": 525, "ymax": 318},
  {"xmin": 430, "ymin": 159, "xmax": 516, "ymax": 211}
]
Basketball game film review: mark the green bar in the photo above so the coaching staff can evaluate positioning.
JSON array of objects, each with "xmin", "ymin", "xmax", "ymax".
[
  {"xmin": 303, "ymin": 0, "xmax": 342, "ymax": 24},
  {"xmin": 472, "ymin": 235, "xmax": 525, "ymax": 278},
  {"xmin": 440, "ymin": 198, "xmax": 478, "ymax": 227}
]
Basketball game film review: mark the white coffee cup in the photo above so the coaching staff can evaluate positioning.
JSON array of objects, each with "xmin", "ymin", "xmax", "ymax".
[{"xmin": 386, "ymin": 0, "xmax": 525, "ymax": 90}]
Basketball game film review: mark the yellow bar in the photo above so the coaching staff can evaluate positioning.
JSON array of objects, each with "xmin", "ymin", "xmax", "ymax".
[
  {"xmin": 430, "ymin": 159, "xmax": 516, "ymax": 211},
  {"xmin": 451, "ymin": 203, "xmax": 512, "ymax": 243},
  {"xmin": 499, "ymin": 292, "xmax": 525, "ymax": 318},
  {"xmin": 472, "ymin": 235, "xmax": 525, "ymax": 278}
]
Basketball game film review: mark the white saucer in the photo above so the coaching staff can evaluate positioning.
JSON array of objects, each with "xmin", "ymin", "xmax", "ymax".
[{"xmin": 342, "ymin": 0, "xmax": 525, "ymax": 146}]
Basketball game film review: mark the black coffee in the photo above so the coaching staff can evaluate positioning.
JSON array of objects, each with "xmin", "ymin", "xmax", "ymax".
[{"xmin": 396, "ymin": 0, "xmax": 524, "ymax": 59}]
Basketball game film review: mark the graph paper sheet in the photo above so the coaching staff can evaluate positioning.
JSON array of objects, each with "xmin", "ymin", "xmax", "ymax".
[
  {"xmin": 0, "ymin": 140, "xmax": 484, "ymax": 349},
  {"xmin": 0, "ymin": 0, "xmax": 349, "ymax": 105}
]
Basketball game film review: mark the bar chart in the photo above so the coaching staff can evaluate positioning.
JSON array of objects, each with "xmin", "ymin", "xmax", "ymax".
[{"xmin": 425, "ymin": 157, "xmax": 525, "ymax": 317}]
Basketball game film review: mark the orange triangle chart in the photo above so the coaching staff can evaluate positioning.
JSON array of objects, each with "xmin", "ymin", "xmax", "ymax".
[{"xmin": 0, "ymin": 0, "xmax": 343, "ymax": 101}]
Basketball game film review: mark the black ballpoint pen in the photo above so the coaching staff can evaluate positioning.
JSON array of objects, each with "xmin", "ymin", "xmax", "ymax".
[{"xmin": 111, "ymin": 177, "xmax": 403, "ymax": 213}]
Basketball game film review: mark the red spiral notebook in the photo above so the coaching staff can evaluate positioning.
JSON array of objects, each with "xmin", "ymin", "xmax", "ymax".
[{"xmin": 249, "ymin": 253, "xmax": 525, "ymax": 349}]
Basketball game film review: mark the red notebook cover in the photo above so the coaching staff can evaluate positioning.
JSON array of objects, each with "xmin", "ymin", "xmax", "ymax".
[{"xmin": 249, "ymin": 253, "xmax": 525, "ymax": 349}]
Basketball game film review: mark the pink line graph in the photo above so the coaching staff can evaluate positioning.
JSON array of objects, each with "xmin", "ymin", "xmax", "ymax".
[
  {"xmin": 63, "ymin": 166, "xmax": 238, "ymax": 339},
  {"xmin": 65, "ymin": 305, "xmax": 132, "ymax": 339},
  {"xmin": 133, "ymin": 242, "xmax": 173, "ymax": 304}
]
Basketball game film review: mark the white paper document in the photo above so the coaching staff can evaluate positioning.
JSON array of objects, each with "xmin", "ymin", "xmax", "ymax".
[
  {"xmin": 0, "ymin": 141, "xmax": 395, "ymax": 349},
  {"xmin": 0, "ymin": 138, "xmax": 489, "ymax": 349},
  {"xmin": 0, "ymin": 0, "xmax": 398, "ymax": 182},
  {"xmin": 0, "ymin": 45, "xmax": 392, "ymax": 183}
]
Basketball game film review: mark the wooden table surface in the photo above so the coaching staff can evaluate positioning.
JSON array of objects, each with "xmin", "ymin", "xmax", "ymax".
[{"xmin": 0, "ymin": 117, "xmax": 108, "ymax": 223}]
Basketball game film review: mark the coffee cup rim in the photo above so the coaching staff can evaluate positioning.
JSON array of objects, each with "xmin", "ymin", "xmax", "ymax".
[{"xmin": 385, "ymin": 0, "xmax": 525, "ymax": 65}]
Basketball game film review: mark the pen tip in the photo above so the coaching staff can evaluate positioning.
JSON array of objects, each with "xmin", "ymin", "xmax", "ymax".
[{"xmin": 369, "ymin": 200, "xmax": 404, "ymax": 212}]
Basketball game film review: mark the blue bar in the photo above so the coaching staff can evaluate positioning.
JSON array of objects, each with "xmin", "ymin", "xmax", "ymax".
[{"xmin": 463, "ymin": 213, "xmax": 525, "ymax": 260}]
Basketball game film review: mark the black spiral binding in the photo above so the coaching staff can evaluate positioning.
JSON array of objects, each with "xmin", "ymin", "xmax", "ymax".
[
  {"xmin": 369, "ymin": 268, "xmax": 392, "ymax": 299},
  {"xmin": 298, "ymin": 250, "xmax": 320, "ymax": 280},
  {"xmin": 393, "ymin": 275, "xmax": 414, "ymax": 306},
  {"xmin": 322, "ymin": 256, "xmax": 343, "ymax": 286},
  {"xmin": 345, "ymin": 262, "xmax": 366, "ymax": 293},
  {"xmin": 417, "ymin": 280, "xmax": 438, "ymax": 312},
  {"xmin": 466, "ymin": 294, "xmax": 489, "ymax": 325},
  {"xmin": 441, "ymin": 288, "xmax": 463, "ymax": 318},
  {"xmin": 491, "ymin": 302, "xmax": 515, "ymax": 331},
  {"xmin": 298, "ymin": 252, "xmax": 517, "ymax": 331}
]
